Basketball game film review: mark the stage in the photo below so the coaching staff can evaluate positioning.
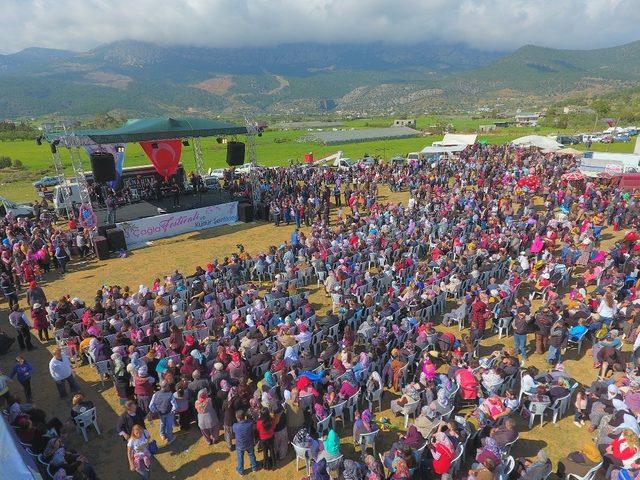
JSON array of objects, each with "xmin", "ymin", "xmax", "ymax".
[{"xmin": 94, "ymin": 189, "xmax": 239, "ymax": 225}]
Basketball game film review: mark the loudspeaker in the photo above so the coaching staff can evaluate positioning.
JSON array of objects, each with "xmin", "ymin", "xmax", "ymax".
[
  {"xmin": 90, "ymin": 152, "xmax": 116, "ymax": 183},
  {"xmin": 226, "ymin": 141, "xmax": 245, "ymax": 166},
  {"xmin": 92, "ymin": 235, "xmax": 110, "ymax": 260},
  {"xmin": 106, "ymin": 228, "xmax": 127, "ymax": 251},
  {"xmin": 237, "ymin": 202, "xmax": 254, "ymax": 222},
  {"xmin": 98, "ymin": 224, "xmax": 116, "ymax": 237}
]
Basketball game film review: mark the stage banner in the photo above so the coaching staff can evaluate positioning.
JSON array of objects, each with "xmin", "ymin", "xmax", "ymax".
[
  {"xmin": 83, "ymin": 143, "xmax": 125, "ymax": 189},
  {"xmin": 117, "ymin": 201, "xmax": 238, "ymax": 249},
  {"xmin": 140, "ymin": 139, "xmax": 182, "ymax": 180}
]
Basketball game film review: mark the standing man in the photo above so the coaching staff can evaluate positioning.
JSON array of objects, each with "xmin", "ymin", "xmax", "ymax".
[
  {"xmin": 149, "ymin": 380, "xmax": 177, "ymax": 445},
  {"xmin": 106, "ymin": 192, "xmax": 117, "ymax": 224},
  {"xmin": 26, "ymin": 281, "xmax": 47, "ymax": 308},
  {"xmin": 117, "ymin": 400, "xmax": 147, "ymax": 442},
  {"xmin": 54, "ymin": 244, "xmax": 69, "ymax": 274},
  {"xmin": 8, "ymin": 304, "xmax": 33, "ymax": 351},
  {"xmin": 513, "ymin": 311, "xmax": 533, "ymax": 366},
  {"xmin": 0, "ymin": 272, "xmax": 18, "ymax": 309},
  {"xmin": 49, "ymin": 347, "xmax": 79, "ymax": 398},
  {"xmin": 232, "ymin": 410, "xmax": 258, "ymax": 475},
  {"xmin": 9, "ymin": 355, "xmax": 33, "ymax": 402}
]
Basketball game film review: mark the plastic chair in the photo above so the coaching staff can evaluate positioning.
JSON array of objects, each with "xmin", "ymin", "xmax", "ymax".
[
  {"xmin": 448, "ymin": 444, "xmax": 465, "ymax": 477},
  {"xmin": 549, "ymin": 393, "xmax": 571, "ymax": 423},
  {"xmin": 299, "ymin": 394, "xmax": 315, "ymax": 413},
  {"xmin": 567, "ymin": 462, "xmax": 602, "ymax": 480},
  {"xmin": 367, "ymin": 386, "xmax": 384, "ymax": 413},
  {"xmin": 358, "ymin": 429, "xmax": 380, "ymax": 456},
  {"xmin": 400, "ymin": 399, "xmax": 421, "ymax": 428},
  {"xmin": 498, "ymin": 456, "xmax": 515, "ymax": 480},
  {"xmin": 528, "ymin": 401, "xmax": 549, "ymax": 428},
  {"xmin": 73, "ymin": 407, "xmax": 101, "ymax": 442},
  {"xmin": 331, "ymin": 399, "xmax": 348, "ymax": 430},
  {"xmin": 567, "ymin": 330, "xmax": 588, "ymax": 356},
  {"xmin": 346, "ymin": 392, "xmax": 360, "ymax": 422},
  {"xmin": 326, "ymin": 454, "xmax": 344, "ymax": 478},
  {"xmin": 316, "ymin": 413, "xmax": 333, "ymax": 437},
  {"xmin": 494, "ymin": 316, "xmax": 513, "ymax": 339},
  {"xmin": 502, "ymin": 435, "xmax": 519, "ymax": 457},
  {"xmin": 291, "ymin": 443, "xmax": 312, "ymax": 475}
]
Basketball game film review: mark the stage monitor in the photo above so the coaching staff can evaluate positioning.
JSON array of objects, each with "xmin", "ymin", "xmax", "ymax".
[
  {"xmin": 226, "ymin": 141, "xmax": 245, "ymax": 166},
  {"xmin": 90, "ymin": 152, "xmax": 116, "ymax": 183}
]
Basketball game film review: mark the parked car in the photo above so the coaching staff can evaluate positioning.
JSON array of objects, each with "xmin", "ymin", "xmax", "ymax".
[
  {"xmin": 614, "ymin": 134, "xmax": 631, "ymax": 142},
  {"xmin": 32, "ymin": 175, "xmax": 61, "ymax": 188},
  {"xmin": 601, "ymin": 135, "xmax": 614, "ymax": 144},
  {"xmin": 556, "ymin": 135, "xmax": 580, "ymax": 145}
]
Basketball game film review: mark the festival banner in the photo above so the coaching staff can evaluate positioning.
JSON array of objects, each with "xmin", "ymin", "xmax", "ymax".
[
  {"xmin": 139, "ymin": 139, "xmax": 182, "ymax": 180},
  {"xmin": 117, "ymin": 201, "xmax": 238, "ymax": 249},
  {"xmin": 83, "ymin": 143, "xmax": 125, "ymax": 189}
]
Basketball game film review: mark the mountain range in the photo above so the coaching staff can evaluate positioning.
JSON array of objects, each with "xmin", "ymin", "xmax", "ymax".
[{"xmin": 1, "ymin": 39, "xmax": 640, "ymax": 118}]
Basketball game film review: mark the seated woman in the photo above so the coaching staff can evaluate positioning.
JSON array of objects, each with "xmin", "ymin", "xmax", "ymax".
[
  {"xmin": 430, "ymin": 388, "xmax": 453, "ymax": 417},
  {"xmin": 520, "ymin": 367, "xmax": 540, "ymax": 396},
  {"xmin": 352, "ymin": 352, "xmax": 369, "ymax": 383},
  {"xmin": 316, "ymin": 428, "xmax": 341, "ymax": 462},
  {"xmin": 429, "ymin": 430, "xmax": 456, "ymax": 476},
  {"xmin": 475, "ymin": 437, "xmax": 503, "ymax": 468},
  {"xmin": 513, "ymin": 450, "xmax": 552, "ymax": 480},
  {"xmin": 455, "ymin": 365, "xmax": 480, "ymax": 401},
  {"xmin": 583, "ymin": 265, "xmax": 602, "ymax": 286},
  {"xmin": 390, "ymin": 383, "xmax": 422, "ymax": 416},
  {"xmin": 352, "ymin": 409, "xmax": 378, "ymax": 444},
  {"xmin": 399, "ymin": 424, "xmax": 425, "ymax": 450},
  {"xmin": 338, "ymin": 371, "xmax": 360, "ymax": 400},
  {"xmin": 382, "ymin": 349, "xmax": 408, "ymax": 392},
  {"xmin": 418, "ymin": 352, "xmax": 437, "ymax": 383}
]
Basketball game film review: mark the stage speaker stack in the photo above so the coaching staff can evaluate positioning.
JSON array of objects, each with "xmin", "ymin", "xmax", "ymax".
[
  {"xmin": 226, "ymin": 141, "xmax": 245, "ymax": 166},
  {"xmin": 237, "ymin": 202, "xmax": 254, "ymax": 222},
  {"xmin": 98, "ymin": 224, "xmax": 116, "ymax": 237},
  {"xmin": 106, "ymin": 228, "xmax": 127, "ymax": 251},
  {"xmin": 90, "ymin": 152, "xmax": 116, "ymax": 183},
  {"xmin": 93, "ymin": 235, "xmax": 110, "ymax": 260}
]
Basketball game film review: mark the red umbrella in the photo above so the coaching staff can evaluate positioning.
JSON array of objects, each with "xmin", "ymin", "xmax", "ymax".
[{"xmin": 561, "ymin": 171, "xmax": 584, "ymax": 181}]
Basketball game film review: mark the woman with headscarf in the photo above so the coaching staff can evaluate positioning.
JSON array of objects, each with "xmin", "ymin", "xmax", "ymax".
[
  {"xmin": 364, "ymin": 454, "xmax": 384, "ymax": 480},
  {"xmin": 353, "ymin": 409, "xmax": 377, "ymax": 444},
  {"xmin": 430, "ymin": 431, "xmax": 455, "ymax": 476},
  {"xmin": 419, "ymin": 353, "xmax": 437, "ymax": 383},
  {"xmin": 338, "ymin": 371, "xmax": 359, "ymax": 400},
  {"xmin": 180, "ymin": 355, "xmax": 199, "ymax": 378},
  {"xmin": 283, "ymin": 346, "xmax": 299, "ymax": 368},
  {"xmin": 431, "ymin": 388, "xmax": 452, "ymax": 416},
  {"xmin": 317, "ymin": 428, "xmax": 341, "ymax": 462},
  {"xmin": 353, "ymin": 352, "xmax": 370, "ymax": 382},
  {"xmin": 285, "ymin": 387, "xmax": 305, "ymax": 439},
  {"xmin": 111, "ymin": 352, "xmax": 132, "ymax": 406},
  {"xmin": 195, "ymin": 388, "xmax": 220, "ymax": 445},
  {"xmin": 342, "ymin": 459, "xmax": 364, "ymax": 480},
  {"xmin": 226, "ymin": 352, "xmax": 247, "ymax": 382},
  {"xmin": 400, "ymin": 425, "xmax": 425, "ymax": 450},
  {"xmin": 256, "ymin": 408, "xmax": 277, "ymax": 470},
  {"xmin": 475, "ymin": 436, "xmax": 502, "ymax": 467},
  {"xmin": 311, "ymin": 458, "xmax": 331, "ymax": 480},
  {"xmin": 390, "ymin": 382, "xmax": 421, "ymax": 416},
  {"xmin": 556, "ymin": 441, "xmax": 602, "ymax": 478},
  {"xmin": 514, "ymin": 450, "xmax": 551, "ymax": 480},
  {"xmin": 390, "ymin": 349, "xmax": 408, "ymax": 392}
]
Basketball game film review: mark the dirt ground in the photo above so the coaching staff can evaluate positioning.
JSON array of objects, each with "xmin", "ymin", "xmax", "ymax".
[{"xmin": 0, "ymin": 187, "xmax": 624, "ymax": 479}]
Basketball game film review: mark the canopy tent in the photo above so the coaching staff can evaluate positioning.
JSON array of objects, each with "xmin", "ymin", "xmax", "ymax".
[
  {"xmin": 420, "ymin": 145, "xmax": 468, "ymax": 155},
  {"xmin": 432, "ymin": 133, "xmax": 477, "ymax": 147},
  {"xmin": 511, "ymin": 135, "xmax": 562, "ymax": 151},
  {"xmin": 44, "ymin": 117, "xmax": 247, "ymax": 145},
  {"xmin": 0, "ymin": 416, "xmax": 43, "ymax": 480}
]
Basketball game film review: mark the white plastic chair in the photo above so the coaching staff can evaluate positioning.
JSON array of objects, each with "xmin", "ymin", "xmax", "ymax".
[
  {"xmin": 367, "ymin": 386, "xmax": 384, "ymax": 413},
  {"xmin": 291, "ymin": 443, "xmax": 312, "ymax": 475},
  {"xmin": 346, "ymin": 392, "xmax": 360, "ymax": 422},
  {"xmin": 448, "ymin": 443, "xmax": 465, "ymax": 477},
  {"xmin": 567, "ymin": 462, "xmax": 602, "ymax": 480},
  {"xmin": 401, "ymin": 399, "xmax": 421, "ymax": 428},
  {"xmin": 326, "ymin": 454, "xmax": 344, "ymax": 478},
  {"xmin": 494, "ymin": 316, "xmax": 513, "ymax": 339},
  {"xmin": 498, "ymin": 456, "xmax": 515, "ymax": 480},
  {"xmin": 330, "ymin": 399, "xmax": 348, "ymax": 430},
  {"xmin": 528, "ymin": 401, "xmax": 549, "ymax": 428},
  {"xmin": 73, "ymin": 407, "xmax": 101, "ymax": 442},
  {"xmin": 549, "ymin": 393, "xmax": 572, "ymax": 423},
  {"xmin": 316, "ymin": 413, "xmax": 333, "ymax": 437},
  {"xmin": 358, "ymin": 429, "xmax": 380, "ymax": 456}
]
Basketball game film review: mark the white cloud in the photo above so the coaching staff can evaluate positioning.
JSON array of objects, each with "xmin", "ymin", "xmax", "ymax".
[{"xmin": 1, "ymin": 0, "xmax": 639, "ymax": 54}]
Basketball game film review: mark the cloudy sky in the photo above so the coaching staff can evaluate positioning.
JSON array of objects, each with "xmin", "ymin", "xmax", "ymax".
[{"xmin": 2, "ymin": 0, "xmax": 640, "ymax": 54}]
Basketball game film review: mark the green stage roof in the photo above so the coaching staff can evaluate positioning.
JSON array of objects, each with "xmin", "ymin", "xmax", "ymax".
[{"xmin": 45, "ymin": 117, "xmax": 247, "ymax": 144}]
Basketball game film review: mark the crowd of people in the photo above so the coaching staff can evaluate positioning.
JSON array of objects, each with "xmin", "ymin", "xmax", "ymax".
[{"xmin": 2, "ymin": 143, "xmax": 640, "ymax": 479}]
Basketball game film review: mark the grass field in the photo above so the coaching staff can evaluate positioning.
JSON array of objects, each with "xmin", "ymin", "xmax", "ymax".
[{"xmin": 0, "ymin": 118, "xmax": 636, "ymax": 202}]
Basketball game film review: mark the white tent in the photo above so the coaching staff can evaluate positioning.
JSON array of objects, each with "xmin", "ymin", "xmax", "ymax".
[
  {"xmin": 511, "ymin": 135, "xmax": 562, "ymax": 151},
  {"xmin": 420, "ymin": 145, "xmax": 467, "ymax": 155},
  {"xmin": 0, "ymin": 417, "xmax": 43, "ymax": 479},
  {"xmin": 432, "ymin": 133, "xmax": 477, "ymax": 147}
]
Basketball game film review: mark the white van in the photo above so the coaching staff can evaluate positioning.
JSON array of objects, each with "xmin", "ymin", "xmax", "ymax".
[
  {"xmin": 53, "ymin": 183, "xmax": 82, "ymax": 214},
  {"xmin": 0, "ymin": 196, "xmax": 34, "ymax": 218}
]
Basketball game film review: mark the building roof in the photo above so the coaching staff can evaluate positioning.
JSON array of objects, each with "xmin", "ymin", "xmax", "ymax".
[
  {"xmin": 432, "ymin": 133, "xmax": 477, "ymax": 146},
  {"xmin": 301, "ymin": 126, "xmax": 419, "ymax": 145},
  {"xmin": 45, "ymin": 117, "xmax": 247, "ymax": 145}
]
